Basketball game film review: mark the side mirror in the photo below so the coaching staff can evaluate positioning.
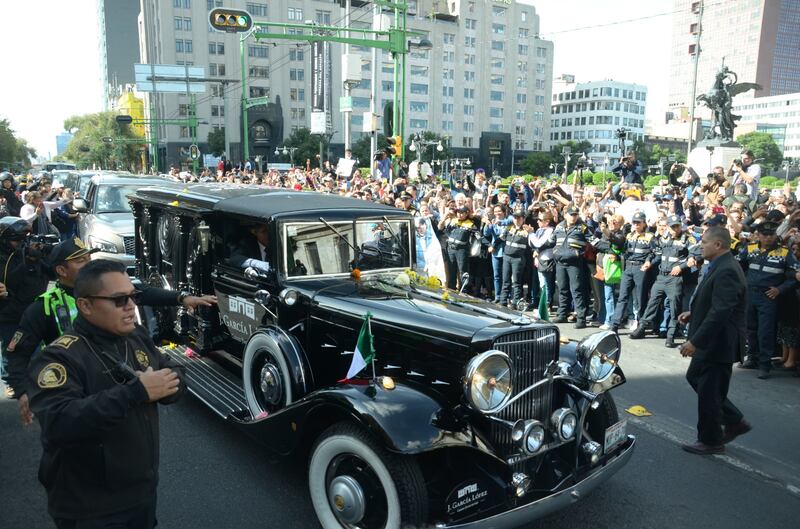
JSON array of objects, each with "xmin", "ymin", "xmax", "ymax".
[{"xmin": 73, "ymin": 198, "xmax": 88, "ymax": 213}]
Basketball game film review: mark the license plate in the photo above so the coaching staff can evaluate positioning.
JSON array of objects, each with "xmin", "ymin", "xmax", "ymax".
[{"xmin": 604, "ymin": 420, "xmax": 627, "ymax": 454}]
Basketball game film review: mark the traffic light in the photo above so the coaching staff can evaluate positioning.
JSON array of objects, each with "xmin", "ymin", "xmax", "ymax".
[
  {"xmin": 208, "ymin": 8, "xmax": 253, "ymax": 33},
  {"xmin": 189, "ymin": 144, "xmax": 200, "ymax": 160},
  {"xmin": 385, "ymin": 135, "xmax": 402, "ymax": 157}
]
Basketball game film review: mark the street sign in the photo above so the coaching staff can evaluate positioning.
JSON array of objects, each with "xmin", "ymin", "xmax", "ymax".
[
  {"xmin": 245, "ymin": 96, "xmax": 270, "ymax": 109},
  {"xmin": 116, "ymin": 115, "xmax": 133, "ymax": 125},
  {"xmin": 134, "ymin": 64, "xmax": 206, "ymax": 93},
  {"xmin": 339, "ymin": 96, "xmax": 353, "ymax": 112}
]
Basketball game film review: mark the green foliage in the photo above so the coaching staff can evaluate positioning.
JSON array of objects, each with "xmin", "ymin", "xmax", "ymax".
[
  {"xmin": 63, "ymin": 112, "xmax": 143, "ymax": 171},
  {"xmin": 0, "ymin": 118, "xmax": 37, "ymax": 171},
  {"xmin": 520, "ymin": 152, "xmax": 552, "ymax": 177},
  {"xmin": 646, "ymin": 144, "xmax": 686, "ymax": 166},
  {"xmin": 592, "ymin": 172, "xmax": 613, "ymax": 186},
  {"xmin": 350, "ymin": 133, "xmax": 387, "ymax": 168},
  {"xmin": 550, "ymin": 141, "xmax": 592, "ymax": 173},
  {"xmin": 281, "ymin": 127, "xmax": 329, "ymax": 167},
  {"xmin": 736, "ymin": 131, "xmax": 783, "ymax": 171},
  {"xmin": 760, "ymin": 176, "xmax": 779, "ymax": 188},
  {"xmin": 566, "ymin": 170, "xmax": 596, "ymax": 185},
  {"xmin": 207, "ymin": 128, "xmax": 225, "ymax": 157},
  {"xmin": 643, "ymin": 175, "xmax": 663, "ymax": 190}
]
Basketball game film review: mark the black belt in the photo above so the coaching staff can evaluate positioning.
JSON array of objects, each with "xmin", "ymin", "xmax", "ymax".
[{"xmin": 625, "ymin": 261, "xmax": 645, "ymax": 269}]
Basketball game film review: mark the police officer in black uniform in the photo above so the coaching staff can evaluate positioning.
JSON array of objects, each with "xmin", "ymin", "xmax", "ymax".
[
  {"xmin": 631, "ymin": 215, "xmax": 695, "ymax": 347},
  {"xmin": 440, "ymin": 206, "xmax": 478, "ymax": 291},
  {"xmin": 7, "ymin": 237, "xmax": 216, "ymax": 425},
  {"xmin": 738, "ymin": 221, "xmax": 798, "ymax": 379},
  {"xmin": 498, "ymin": 207, "xmax": 532, "ymax": 308},
  {"xmin": 0, "ymin": 216, "xmax": 51, "ymax": 390},
  {"xmin": 610, "ymin": 211, "xmax": 655, "ymax": 333},
  {"xmin": 549, "ymin": 205, "xmax": 594, "ymax": 328},
  {"xmin": 27, "ymin": 259, "xmax": 186, "ymax": 528}
]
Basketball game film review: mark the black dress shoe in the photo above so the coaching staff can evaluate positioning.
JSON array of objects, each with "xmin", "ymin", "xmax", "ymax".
[
  {"xmin": 757, "ymin": 370, "xmax": 771, "ymax": 380},
  {"xmin": 738, "ymin": 361, "xmax": 758, "ymax": 370},
  {"xmin": 610, "ymin": 325, "xmax": 619, "ymax": 334},
  {"xmin": 721, "ymin": 420, "xmax": 752, "ymax": 444},
  {"xmin": 681, "ymin": 442, "xmax": 725, "ymax": 455},
  {"xmin": 665, "ymin": 338, "xmax": 677, "ymax": 348},
  {"xmin": 551, "ymin": 317, "xmax": 568, "ymax": 324},
  {"xmin": 658, "ymin": 330, "xmax": 668, "ymax": 339},
  {"xmin": 629, "ymin": 326, "xmax": 646, "ymax": 339},
  {"xmin": 574, "ymin": 321, "xmax": 587, "ymax": 329}
]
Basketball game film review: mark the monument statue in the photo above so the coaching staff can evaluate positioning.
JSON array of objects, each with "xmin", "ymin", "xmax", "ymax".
[{"xmin": 696, "ymin": 64, "xmax": 761, "ymax": 143}]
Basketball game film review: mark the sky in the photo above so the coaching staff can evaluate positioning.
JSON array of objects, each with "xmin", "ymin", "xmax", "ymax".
[{"xmin": 0, "ymin": 0, "xmax": 674, "ymax": 160}]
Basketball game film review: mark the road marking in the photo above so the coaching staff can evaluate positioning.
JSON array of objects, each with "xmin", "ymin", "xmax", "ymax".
[{"xmin": 615, "ymin": 396, "xmax": 800, "ymax": 499}]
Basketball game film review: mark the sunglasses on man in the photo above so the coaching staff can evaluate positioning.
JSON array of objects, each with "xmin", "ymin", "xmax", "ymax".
[{"xmin": 85, "ymin": 291, "xmax": 142, "ymax": 308}]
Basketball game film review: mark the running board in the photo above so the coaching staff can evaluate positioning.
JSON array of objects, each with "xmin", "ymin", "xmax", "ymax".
[{"xmin": 162, "ymin": 345, "xmax": 250, "ymax": 420}]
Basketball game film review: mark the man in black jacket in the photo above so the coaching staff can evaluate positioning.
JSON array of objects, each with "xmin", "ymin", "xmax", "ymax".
[
  {"xmin": 27, "ymin": 259, "xmax": 185, "ymax": 527},
  {"xmin": 677, "ymin": 227, "xmax": 751, "ymax": 455}
]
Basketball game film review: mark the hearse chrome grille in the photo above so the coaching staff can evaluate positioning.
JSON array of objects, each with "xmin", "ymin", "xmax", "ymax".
[
  {"xmin": 490, "ymin": 328, "xmax": 560, "ymax": 457},
  {"xmin": 123, "ymin": 236, "xmax": 136, "ymax": 255}
]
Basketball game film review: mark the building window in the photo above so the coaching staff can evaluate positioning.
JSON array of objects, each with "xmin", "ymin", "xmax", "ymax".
[
  {"xmin": 316, "ymin": 11, "xmax": 331, "ymax": 24},
  {"xmin": 248, "ymin": 45, "xmax": 269, "ymax": 58},
  {"xmin": 249, "ymin": 66, "xmax": 269, "ymax": 79},
  {"xmin": 464, "ymin": 122, "xmax": 475, "ymax": 132},
  {"xmin": 536, "ymin": 47, "xmax": 547, "ymax": 58},
  {"xmin": 210, "ymin": 84, "xmax": 223, "ymax": 97},
  {"xmin": 516, "ymin": 110, "xmax": 526, "ymax": 120},
  {"xmin": 442, "ymin": 86, "xmax": 454, "ymax": 97},
  {"xmin": 442, "ymin": 121, "xmax": 454, "ymax": 132},
  {"xmin": 290, "ymin": 88, "xmax": 305, "ymax": 101},
  {"xmin": 465, "ymin": 18, "xmax": 477, "ymax": 29},
  {"xmin": 410, "ymin": 101, "xmax": 428, "ymax": 112},
  {"xmin": 491, "ymin": 40, "xmax": 505, "ymax": 51},
  {"xmin": 247, "ymin": 3, "xmax": 267, "ymax": 17},
  {"xmin": 535, "ymin": 95, "xmax": 545, "ymax": 105},
  {"xmin": 516, "ymin": 93, "xmax": 527, "ymax": 104},
  {"xmin": 174, "ymin": 0, "xmax": 191, "ymax": 8},
  {"xmin": 464, "ymin": 36, "xmax": 476, "ymax": 47},
  {"xmin": 492, "ymin": 24, "xmax": 505, "ymax": 34},
  {"xmin": 518, "ymin": 44, "xmax": 528, "ymax": 55},
  {"xmin": 289, "ymin": 49, "xmax": 304, "ymax": 61},
  {"xmin": 175, "ymin": 39, "xmax": 193, "ymax": 53},
  {"xmin": 491, "ymin": 75, "xmax": 504, "ymax": 85},
  {"xmin": 464, "ymin": 71, "xmax": 476, "ymax": 82},
  {"xmin": 442, "ymin": 51, "xmax": 455, "ymax": 62},
  {"xmin": 443, "ymin": 33, "xmax": 455, "ymax": 45},
  {"xmin": 289, "ymin": 68, "xmax": 305, "ymax": 81},
  {"xmin": 490, "ymin": 107, "xmax": 504, "ymax": 118},
  {"xmin": 463, "ymin": 88, "xmax": 475, "ymax": 99},
  {"xmin": 489, "ymin": 124, "xmax": 503, "ymax": 132},
  {"xmin": 410, "ymin": 83, "xmax": 428, "ymax": 95},
  {"xmin": 440, "ymin": 68, "xmax": 454, "ymax": 80},
  {"xmin": 207, "ymin": 0, "xmax": 222, "ymax": 9},
  {"xmin": 492, "ymin": 58, "xmax": 504, "ymax": 69},
  {"xmin": 209, "ymin": 42, "xmax": 224, "ymax": 55},
  {"xmin": 175, "ymin": 17, "xmax": 192, "ymax": 31},
  {"xmin": 288, "ymin": 7, "xmax": 303, "ymax": 20},
  {"xmin": 249, "ymin": 86, "xmax": 269, "ymax": 98},
  {"xmin": 492, "ymin": 6, "xmax": 506, "ymax": 17},
  {"xmin": 464, "ymin": 53, "xmax": 475, "ymax": 65},
  {"xmin": 519, "ymin": 28, "xmax": 529, "ymax": 38},
  {"xmin": 521, "ymin": 11, "xmax": 527, "ymax": 22},
  {"xmin": 409, "ymin": 119, "xmax": 428, "ymax": 129},
  {"xmin": 462, "ymin": 137, "xmax": 474, "ymax": 147},
  {"xmin": 442, "ymin": 103, "xmax": 453, "ymax": 114},
  {"xmin": 464, "ymin": 105, "xmax": 475, "ymax": 115},
  {"xmin": 208, "ymin": 63, "xmax": 225, "ymax": 76},
  {"xmin": 210, "ymin": 105, "xmax": 225, "ymax": 117},
  {"xmin": 490, "ymin": 90, "xmax": 504, "ymax": 102}
]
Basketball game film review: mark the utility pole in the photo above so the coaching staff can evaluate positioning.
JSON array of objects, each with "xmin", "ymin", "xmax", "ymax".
[
  {"xmin": 342, "ymin": 0, "xmax": 352, "ymax": 151},
  {"xmin": 369, "ymin": 3, "xmax": 380, "ymax": 176},
  {"xmin": 687, "ymin": 0, "xmax": 704, "ymax": 156}
]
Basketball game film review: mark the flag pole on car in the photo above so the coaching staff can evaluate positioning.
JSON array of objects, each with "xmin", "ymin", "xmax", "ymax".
[{"xmin": 342, "ymin": 312, "xmax": 376, "ymax": 382}]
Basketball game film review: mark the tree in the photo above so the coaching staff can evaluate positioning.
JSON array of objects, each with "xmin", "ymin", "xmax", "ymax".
[
  {"xmin": 549, "ymin": 140, "xmax": 592, "ymax": 173},
  {"xmin": 281, "ymin": 127, "xmax": 329, "ymax": 167},
  {"xmin": 350, "ymin": 133, "xmax": 388, "ymax": 169},
  {"xmin": 0, "ymin": 118, "xmax": 37, "ymax": 171},
  {"xmin": 520, "ymin": 152, "xmax": 552, "ymax": 177},
  {"xmin": 207, "ymin": 129, "xmax": 225, "ymax": 157},
  {"xmin": 736, "ymin": 131, "xmax": 783, "ymax": 171},
  {"xmin": 63, "ymin": 112, "xmax": 143, "ymax": 171}
]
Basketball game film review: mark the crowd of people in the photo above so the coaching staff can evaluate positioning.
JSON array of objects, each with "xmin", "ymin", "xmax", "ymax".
[{"xmin": 173, "ymin": 148, "xmax": 800, "ymax": 380}]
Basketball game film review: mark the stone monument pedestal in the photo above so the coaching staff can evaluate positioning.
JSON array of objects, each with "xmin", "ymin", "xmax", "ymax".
[{"xmin": 687, "ymin": 142, "xmax": 741, "ymax": 178}]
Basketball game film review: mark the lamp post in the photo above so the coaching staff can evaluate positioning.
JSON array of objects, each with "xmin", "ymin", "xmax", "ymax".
[
  {"xmin": 602, "ymin": 153, "xmax": 610, "ymax": 186},
  {"xmin": 561, "ymin": 146, "xmax": 572, "ymax": 184},
  {"xmin": 274, "ymin": 146, "xmax": 298, "ymax": 167}
]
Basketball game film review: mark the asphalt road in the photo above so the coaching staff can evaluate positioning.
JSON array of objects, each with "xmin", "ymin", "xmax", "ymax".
[{"xmin": 2, "ymin": 324, "xmax": 799, "ymax": 528}]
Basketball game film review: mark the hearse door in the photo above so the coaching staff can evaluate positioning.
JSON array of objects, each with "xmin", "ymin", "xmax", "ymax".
[{"xmin": 212, "ymin": 267, "xmax": 277, "ymax": 347}]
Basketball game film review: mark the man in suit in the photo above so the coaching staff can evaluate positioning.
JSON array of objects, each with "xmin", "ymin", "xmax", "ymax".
[
  {"xmin": 228, "ymin": 223, "xmax": 271, "ymax": 274},
  {"xmin": 677, "ymin": 227, "xmax": 751, "ymax": 455}
]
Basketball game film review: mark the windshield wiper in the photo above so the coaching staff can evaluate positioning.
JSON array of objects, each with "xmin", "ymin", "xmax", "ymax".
[{"xmin": 318, "ymin": 217, "xmax": 360, "ymax": 256}]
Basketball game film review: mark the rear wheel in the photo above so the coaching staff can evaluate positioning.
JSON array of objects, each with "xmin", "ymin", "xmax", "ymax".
[
  {"xmin": 242, "ymin": 333, "xmax": 293, "ymax": 418},
  {"xmin": 309, "ymin": 422, "xmax": 427, "ymax": 529}
]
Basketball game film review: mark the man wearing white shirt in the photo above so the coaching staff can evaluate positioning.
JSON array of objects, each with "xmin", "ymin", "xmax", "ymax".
[{"xmin": 728, "ymin": 150, "xmax": 761, "ymax": 200}]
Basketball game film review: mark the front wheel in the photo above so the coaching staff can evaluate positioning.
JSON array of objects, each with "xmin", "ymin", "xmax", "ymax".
[{"xmin": 309, "ymin": 423, "xmax": 427, "ymax": 529}]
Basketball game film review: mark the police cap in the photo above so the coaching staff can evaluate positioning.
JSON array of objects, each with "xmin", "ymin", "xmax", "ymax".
[
  {"xmin": 753, "ymin": 221, "xmax": 778, "ymax": 235},
  {"xmin": 47, "ymin": 237, "xmax": 99, "ymax": 266},
  {"xmin": 667, "ymin": 214, "xmax": 682, "ymax": 227},
  {"xmin": 632, "ymin": 211, "xmax": 647, "ymax": 223},
  {"xmin": 512, "ymin": 207, "xmax": 525, "ymax": 218},
  {"xmin": 702, "ymin": 214, "xmax": 727, "ymax": 227},
  {"xmin": 565, "ymin": 205, "xmax": 580, "ymax": 215}
]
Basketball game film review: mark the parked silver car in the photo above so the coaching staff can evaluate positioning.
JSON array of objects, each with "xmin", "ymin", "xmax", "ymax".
[{"xmin": 74, "ymin": 175, "xmax": 169, "ymax": 271}]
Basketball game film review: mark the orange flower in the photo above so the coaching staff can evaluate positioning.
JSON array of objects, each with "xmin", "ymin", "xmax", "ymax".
[{"xmin": 351, "ymin": 268, "xmax": 361, "ymax": 281}]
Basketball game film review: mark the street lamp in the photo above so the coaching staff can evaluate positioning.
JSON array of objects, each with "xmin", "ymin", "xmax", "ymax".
[
  {"xmin": 561, "ymin": 146, "xmax": 572, "ymax": 184},
  {"xmin": 274, "ymin": 146, "xmax": 298, "ymax": 167},
  {"xmin": 602, "ymin": 153, "xmax": 610, "ymax": 186}
]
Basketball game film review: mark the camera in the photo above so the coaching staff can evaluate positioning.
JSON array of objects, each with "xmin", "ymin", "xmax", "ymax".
[
  {"xmin": 615, "ymin": 127, "xmax": 628, "ymax": 140},
  {"xmin": 733, "ymin": 158, "xmax": 742, "ymax": 166}
]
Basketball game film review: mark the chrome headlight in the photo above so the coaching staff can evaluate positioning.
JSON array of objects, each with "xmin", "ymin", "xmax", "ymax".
[
  {"xmin": 523, "ymin": 420, "xmax": 545, "ymax": 454},
  {"xmin": 551, "ymin": 408, "xmax": 578, "ymax": 441},
  {"xmin": 87, "ymin": 235, "xmax": 119, "ymax": 254},
  {"xmin": 576, "ymin": 331, "xmax": 621, "ymax": 383},
  {"xmin": 463, "ymin": 350, "xmax": 512, "ymax": 414}
]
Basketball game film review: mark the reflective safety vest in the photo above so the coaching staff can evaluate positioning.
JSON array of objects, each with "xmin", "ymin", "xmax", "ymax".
[
  {"xmin": 741, "ymin": 243, "xmax": 796, "ymax": 291},
  {"xmin": 41, "ymin": 286, "xmax": 78, "ymax": 335}
]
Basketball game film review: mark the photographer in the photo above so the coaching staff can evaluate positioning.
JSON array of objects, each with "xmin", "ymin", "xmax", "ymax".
[
  {"xmin": 611, "ymin": 150, "xmax": 644, "ymax": 185},
  {"xmin": 507, "ymin": 177, "xmax": 534, "ymax": 210},
  {"xmin": 0, "ymin": 217, "xmax": 51, "ymax": 390},
  {"xmin": 728, "ymin": 150, "xmax": 761, "ymax": 200},
  {"xmin": 0, "ymin": 172, "xmax": 23, "ymax": 217}
]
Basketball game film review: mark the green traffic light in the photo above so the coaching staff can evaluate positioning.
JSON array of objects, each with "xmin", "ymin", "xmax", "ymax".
[{"xmin": 237, "ymin": 15, "xmax": 248, "ymax": 26}]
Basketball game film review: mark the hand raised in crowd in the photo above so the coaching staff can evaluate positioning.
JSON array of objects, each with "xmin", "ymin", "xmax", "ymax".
[
  {"xmin": 0, "ymin": 282, "xmax": 7, "ymax": 297},
  {"xmin": 181, "ymin": 294, "xmax": 218, "ymax": 310},
  {"xmin": 137, "ymin": 367, "xmax": 180, "ymax": 402},
  {"xmin": 18, "ymin": 393, "xmax": 34, "ymax": 426}
]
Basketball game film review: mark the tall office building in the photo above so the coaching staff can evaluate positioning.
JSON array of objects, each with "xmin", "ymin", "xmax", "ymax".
[
  {"xmin": 668, "ymin": 0, "xmax": 800, "ymax": 116},
  {"xmin": 98, "ymin": 0, "xmax": 141, "ymax": 109},
  {"xmin": 136, "ymin": 0, "xmax": 553, "ymax": 172},
  {"xmin": 56, "ymin": 132, "xmax": 74, "ymax": 155},
  {"xmin": 733, "ymin": 92, "xmax": 800, "ymax": 157},
  {"xmin": 550, "ymin": 80, "xmax": 647, "ymax": 162}
]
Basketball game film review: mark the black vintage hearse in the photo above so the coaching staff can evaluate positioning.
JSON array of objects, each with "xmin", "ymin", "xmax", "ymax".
[{"xmin": 130, "ymin": 184, "xmax": 634, "ymax": 529}]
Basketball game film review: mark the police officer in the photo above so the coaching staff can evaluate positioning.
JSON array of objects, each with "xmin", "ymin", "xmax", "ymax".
[
  {"xmin": 739, "ymin": 221, "xmax": 798, "ymax": 379},
  {"xmin": 7, "ymin": 237, "xmax": 216, "ymax": 425},
  {"xmin": 631, "ymin": 215, "xmax": 695, "ymax": 347},
  {"xmin": 440, "ymin": 206, "xmax": 478, "ymax": 291},
  {"xmin": 498, "ymin": 207, "xmax": 532, "ymax": 308},
  {"xmin": 27, "ymin": 259, "xmax": 185, "ymax": 528},
  {"xmin": 550, "ymin": 205, "xmax": 594, "ymax": 328},
  {"xmin": 610, "ymin": 211, "xmax": 655, "ymax": 333},
  {"xmin": 0, "ymin": 216, "xmax": 50, "ymax": 389}
]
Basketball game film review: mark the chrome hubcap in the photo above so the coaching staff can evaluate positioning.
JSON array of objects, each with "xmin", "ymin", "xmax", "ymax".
[
  {"xmin": 328, "ymin": 475, "xmax": 365, "ymax": 524},
  {"xmin": 259, "ymin": 363, "xmax": 282, "ymax": 405}
]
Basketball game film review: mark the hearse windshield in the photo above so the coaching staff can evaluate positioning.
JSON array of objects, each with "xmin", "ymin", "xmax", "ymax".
[{"xmin": 283, "ymin": 218, "xmax": 411, "ymax": 277}]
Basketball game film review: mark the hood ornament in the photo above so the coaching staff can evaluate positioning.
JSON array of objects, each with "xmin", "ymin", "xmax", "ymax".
[{"xmin": 511, "ymin": 316, "xmax": 531, "ymax": 326}]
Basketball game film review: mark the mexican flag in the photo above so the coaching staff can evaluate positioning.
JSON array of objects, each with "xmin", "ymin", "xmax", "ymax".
[{"xmin": 345, "ymin": 314, "xmax": 375, "ymax": 380}]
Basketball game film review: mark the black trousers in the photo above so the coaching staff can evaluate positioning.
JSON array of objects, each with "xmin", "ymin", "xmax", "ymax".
[
  {"xmin": 685, "ymin": 358, "xmax": 744, "ymax": 446},
  {"xmin": 641, "ymin": 275, "xmax": 683, "ymax": 339},
  {"xmin": 555, "ymin": 260, "xmax": 588, "ymax": 322},
  {"xmin": 54, "ymin": 493, "xmax": 157, "ymax": 529},
  {"xmin": 446, "ymin": 246, "xmax": 470, "ymax": 291},
  {"xmin": 500, "ymin": 254, "xmax": 525, "ymax": 304},
  {"xmin": 611, "ymin": 265, "xmax": 646, "ymax": 327}
]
